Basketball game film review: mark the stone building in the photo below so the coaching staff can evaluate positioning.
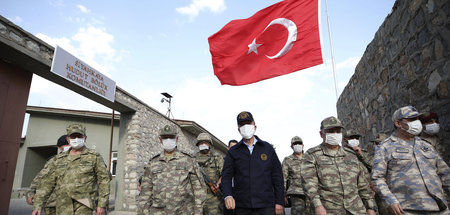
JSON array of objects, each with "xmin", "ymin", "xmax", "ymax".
[
  {"xmin": 336, "ymin": 0, "xmax": 449, "ymax": 165},
  {"xmin": 11, "ymin": 105, "xmax": 227, "ymax": 211}
]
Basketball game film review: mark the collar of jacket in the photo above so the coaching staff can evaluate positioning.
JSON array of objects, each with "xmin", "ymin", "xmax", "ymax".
[
  {"xmin": 320, "ymin": 143, "xmax": 346, "ymax": 157},
  {"xmin": 237, "ymin": 135, "xmax": 263, "ymax": 147},
  {"xmin": 158, "ymin": 150, "xmax": 180, "ymax": 161}
]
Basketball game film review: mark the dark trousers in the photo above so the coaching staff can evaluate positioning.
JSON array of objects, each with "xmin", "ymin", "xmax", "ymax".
[{"xmin": 235, "ymin": 207, "xmax": 275, "ymax": 215}]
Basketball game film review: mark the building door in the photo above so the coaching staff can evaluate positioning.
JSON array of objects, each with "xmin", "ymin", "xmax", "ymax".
[{"xmin": 0, "ymin": 61, "xmax": 32, "ymax": 214}]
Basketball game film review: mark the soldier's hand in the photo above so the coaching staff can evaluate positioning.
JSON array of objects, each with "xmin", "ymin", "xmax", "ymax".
[
  {"xmin": 352, "ymin": 146, "xmax": 362, "ymax": 155},
  {"xmin": 315, "ymin": 205, "xmax": 327, "ymax": 215},
  {"xmin": 26, "ymin": 196, "xmax": 34, "ymax": 205},
  {"xmin": 31, "ymin": 209, "xmax": 41, "ymax": 215},
  {"xmin": 275, "ymin": 204, "xmax": 283, "ymax": 214},
  {"xmin": 284, "ymin": 196, "xmax": 289, "ymax": 206},
  {"xmin": 225, "ymin": 196, "xmax": 235, "ymax": 210},
  {"xmin": 367, "ymin": 209, "xmax": 376, "ymax": 215},
  {"xmin": 95, "ymin": 207, "xmax": 106, "ymax": 215},
  {"xmin": 389, "ymin": 203, "xmax": 403, "ymax": 215}
]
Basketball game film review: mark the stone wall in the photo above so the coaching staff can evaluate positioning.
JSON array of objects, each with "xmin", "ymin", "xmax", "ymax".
[
  {"xmin": 114, "ymin": 90, "xmax": 226, "ymax": 211},
  {"xmin": 336, "ymin": 0, "xmax": 450, "ymax": 165}
]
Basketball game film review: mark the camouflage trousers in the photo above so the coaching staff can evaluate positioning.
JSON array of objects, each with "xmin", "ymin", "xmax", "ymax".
[
  {"xmin": 203, "ymin": 194, "xmax": 223, "ymax": 215},
  {"xmin": 43, "ymin": 207, "xmax": 56, "ymax": 215},
  {"xmin": 289, "ymin": 195, "xmax": 307, "ymax": 215},
  {"xmin": 55, "ymin": 200, "xmax": 93, "ymax": 215}
]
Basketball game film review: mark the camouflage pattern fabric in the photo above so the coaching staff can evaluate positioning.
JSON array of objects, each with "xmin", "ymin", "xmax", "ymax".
[
  {"xmin": 26, "ymin": 155, "xmax": 58, "ymax": 209},
  {"xmin": 138, "ymin": 150, "xmax": 207, "ymax": 215},
  {"xmin": 282, "ymin": 154, "xmax": 305, "ymax": 196},
  {"xmin": 33, "ymin": 147, "xmax": 111, "ymax": 214},
  {"xmin": 301, "ymin": 143, "xmax": 376, "ymax": 214},
  {"xmin": 44, "ymin": 207, "xmax": 56, "ymax": 215},
  {"xmin": 371, "ymin": 133, "xmax": 450, "ymax": 212},
  {"xmin": 195, "ymin": 150, "xmax": 224, "ymax": 215},
  {"xmin": 391, "ymin": 106, "xmax": 421, "ymax": 121},
  {"xmin": 290, "ymin": 195, "xmax": 309, "ymax": 215},
  {"xmin": 282, "ymin": 153, "xmax": 310, "ymax": 214}
]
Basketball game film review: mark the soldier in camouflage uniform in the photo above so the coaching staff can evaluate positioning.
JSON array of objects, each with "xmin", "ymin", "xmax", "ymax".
[
  {"xmin": 26, "ymin": 134, "xmax": 70, "ymax": 215},
  {"xmin": 31, "ymin": 123, "xmax": 111, "ymax": 215},
  {"xmin": 372, "ymin": 106, "xmax": 450, "ymax": 215},
  {"xmin": 301, "ymin": 116, "xmax": 377, "ymax": 215},
  {"xmin": 343, "ymin": 129, "xmax": 373, "ymax": 173},
  {"xmin": 368, "ymin": 133, "xmax": 390, "ymax": 215},
  {"xmin": 194, "ymin": 132, "xmax": 224, "ymax": 215},
  {"xmin": 138, "ymin": 124, "xmax": 206, "ymax": 215},
  {"xmin": 282, "ymin": 136, "xmax": 309, "ymax": 215},
  {"xmin": 419, "ymin": 112, "xmax": 440, "ymax": 149}
]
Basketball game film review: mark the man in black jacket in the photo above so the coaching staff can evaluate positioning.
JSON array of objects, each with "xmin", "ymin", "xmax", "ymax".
[{"xmin": 221, "ymin": 111, "xmax": 284, "ymax": 215}]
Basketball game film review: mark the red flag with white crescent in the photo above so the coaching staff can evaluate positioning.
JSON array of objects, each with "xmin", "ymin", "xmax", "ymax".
[{"xmin": 208, "ymin": 0, "xmax": 322, "ymax": 86}]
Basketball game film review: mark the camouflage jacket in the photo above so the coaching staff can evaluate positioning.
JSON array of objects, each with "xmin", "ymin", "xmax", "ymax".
[
  {"xmin": 371, "ymin": 133, "xmax": 450, "ymax": 211},
  {"xmin": 138, "ymin": 150, "xmax": 207, "ymax": 215},
  {"xmin": 33, "ymin": 147, "xmax": 111, "ymax": 212},
  {"xmin": 301, "ymin": 143, "xmax": 376, "ymax": 214},
  {"xmin": 195, "ymin": 151, "xmax": 223, "ymax": 195},
  {"xmin": 282, "ymin": 153, "xmax": 305, "ymax": 195},
  {"xmin": 26, "ymin": 155, "xmax": 57, "ymax": 207}
]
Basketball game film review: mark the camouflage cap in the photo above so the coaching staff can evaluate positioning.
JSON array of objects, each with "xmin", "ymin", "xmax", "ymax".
[
  {"xmin": 291, "ymin": 136, "xmax": 303, "ymax": 144},
  {"xmin": 66, "ymin": 123, "xmax": 86, "ymax": 136},
  {"xmin": 419, "ymin": 111, "xmax": 439, "ymax": 123},
  {"xmin": 344, "ymin": 129, "xmax": 361, "ymax": 138},
  {"xmin": 159, "ymin": 124, "xmax": 177, "ymax": 136},
  {"xmin": 196, "ymin": 132, "xmax": 212, "ymax": 146},
  {"xmin": 392, "ymin": 106, "xmax": 421, "ymax": 121},
  {"xmin": 320, "ymin": 116, "xmax": 343, "ymax": 130},
  {"xmin": 237, "ymin": 111, "xmax": 254, "ymax": 125}
]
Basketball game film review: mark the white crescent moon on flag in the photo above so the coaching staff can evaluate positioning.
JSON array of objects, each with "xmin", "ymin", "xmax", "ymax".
[{"xmin": 263, "ymin": 18, "xmax": 297, "ymax": 59}]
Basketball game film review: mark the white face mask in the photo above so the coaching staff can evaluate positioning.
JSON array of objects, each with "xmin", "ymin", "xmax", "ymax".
[
  {"xmin": 325, "ymin": 133, "xmax": 342, "ymax": 146},
  {"xmin": 239, "ymin": 124, "xmax": 255, "ymax": 139},
  {"xmin": 63, "ymin": 146, "xmax": 71, "ymax": 152},
  {"xmin": 293, "ymin": 145, "xmax": 303, "ymax": 153},
  {"xmin": 348, "ymin": 139, "xmax": 360, "ymax": 147},
  {"xmin": 199, "ymin": 144, "xmax": 209, "ymax": 151},
  {"xmin": 70, "ymin": 137, "xmax": 85, "ymax": 149},
  {"xmin": 424, "ymin": 123, "xmax": 440, "ymax": 135},
  {"xmin": 402, "ymin": 120, "xmax": 422, "ymax": 136},
  {"xmin": 162, "ymin": 138, "xmax": 177, "ymax": 152}
]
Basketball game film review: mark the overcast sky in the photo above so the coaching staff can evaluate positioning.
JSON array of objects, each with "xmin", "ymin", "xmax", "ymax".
[{"xmin": 2, "ymin": 0, "xmax": 394, "ymax": 160}]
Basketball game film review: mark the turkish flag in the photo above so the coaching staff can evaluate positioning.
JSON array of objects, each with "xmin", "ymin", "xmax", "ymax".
[{"xmin": 209, "ymin": 0, "xmax": 322, "ymax": 86}]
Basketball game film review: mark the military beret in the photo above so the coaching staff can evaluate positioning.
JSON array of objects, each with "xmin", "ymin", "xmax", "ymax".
[
  {"xmin": 320, "ymin": 116, "xmax": 343, "ymax": 130},
  {"xmin": 66, "ymin": 123, "xmax": 86, "ymax": 136},
  {"xmin": 419, "ymin": 111, "xmax": 439, "ymax": 123},
  {"xmin": 237, "ymin": 111, "xmax": 254, "ymax": 125},
  {"xmin": 56, "ymin": 134, "xmax": 69, "ymax": 147},
  {"xmin": 159, "ymin": 124, "xmax": 177, "ymax": 136},
  {"xmin": 344, "ymin": 129, "xmax": 361, "ymax": 138},
  {"xmin": 392, "ymin": 106, "xmax": 421, "ymax": 121},
  {"xmin": 291, "ymin": 136, "xmax": 303, "ymax": 144}
]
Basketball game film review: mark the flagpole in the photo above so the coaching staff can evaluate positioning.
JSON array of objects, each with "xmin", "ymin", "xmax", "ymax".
[{"xmin": 325, "ymin": 0, "xmax": 339, "ymax": 101}]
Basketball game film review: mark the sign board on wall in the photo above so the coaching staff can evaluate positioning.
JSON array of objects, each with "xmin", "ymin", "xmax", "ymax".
[{"xmin": 51, "ymin": 46, "xmax": 116, "ymax": 102}]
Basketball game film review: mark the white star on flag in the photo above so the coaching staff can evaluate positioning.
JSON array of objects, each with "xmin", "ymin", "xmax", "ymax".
[{"xmin": 247, "ymin": 38, "xmax": 262, "ymax": 55}]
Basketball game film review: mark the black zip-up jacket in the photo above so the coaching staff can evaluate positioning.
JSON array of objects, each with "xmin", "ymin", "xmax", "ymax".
[{"xmin": 221, "ymin": 136, "xmax": 284, "ymax": 208}]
